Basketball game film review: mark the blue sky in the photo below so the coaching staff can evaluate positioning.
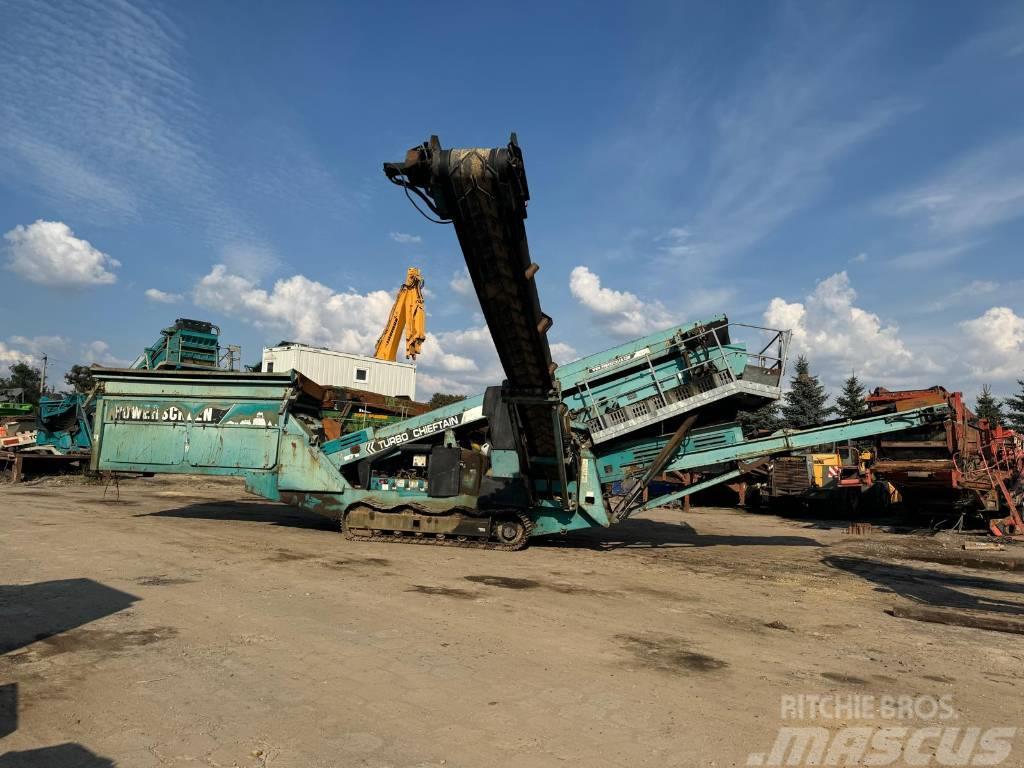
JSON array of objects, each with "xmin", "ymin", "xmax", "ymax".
[{"xmin": 1, "ymin": 0, "xmax": 1022, "ymax": 402}]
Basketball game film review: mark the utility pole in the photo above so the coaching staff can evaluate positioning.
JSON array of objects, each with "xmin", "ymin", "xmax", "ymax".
[{"xmin": 40, "ymin": 354, "xmax": 47, "ymax": 395}]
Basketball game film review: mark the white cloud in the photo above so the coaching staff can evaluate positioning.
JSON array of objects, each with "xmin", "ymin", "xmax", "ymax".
[
  {"xmin": 415, "ymin": 326, "xmax": 502, "ymax": 396},
  {"xmin": 0, "ymin": 135, "xmax": 136, "ymax": 216},
  {"xmin": 657, "ymin": 228, "xmax": 697, "ymax": 260},
  {"xmin": 4, "ymin": 220, "xmax": 120, "ymax": 286},
  {"xmin": 920, "ymin": 280, "xmax": 999, "ymax": 313},
  {"xmin": 549, "ymin": 341, "xmax": 577, "ymax": 364},
  {"xmin": 569, "ymin": 266, "xmax": 677, "ymax": 337},
  {"xmin": 81, "ymin": 340, "xmax": 131, "ymax": 368},
  {"xmin": 0, "ymin": 345, "xmax": 25, "ymax": 367},
  {"xmin": 449, "ymin": 268, "xmax": 473, "ymax": 296},
  {"xmin": 0, "ymin": 336, "xmax": 130, "ymax": 384},
  {"xmin": 417, "ymin": 330, "xmax": 580, "ymax": 396},
  {"xmin": 886, "ymin": 243, "xmax": 973, "ymax": 270},
  {"xmin": 0, "ymin": 335, "xmax": 129, "ymax": 375},
  {"xmin": 7, "ymin": 335, "xmax": 69, "ymax": 359},
  {"xmin": 0, "ymin": 339, "xmax": 38, "ymax": 366},
  {"xmin": 764, "ymin": 271, "xmax": 929, "ymax": 387},
  {"xmin": 693, "ymin": 103, "xmax": 898, "ymax": 260},
  {"xmin": 219, "ymin": 242, "xmax": 281, "ymax": 282},
  {"xmin": 665, "ymin": 18, "xmax": 902, "ymax": 260},
  {"xmin": 193, "ymin": 265, "xmax": 395, "ymax": 355},
  {"xmin": 389, "ymin": 232, "xmax": 422, "ymax": 244},
  {"xmin": 0, "ymin": 2, "xmax": 322, "ymax": 253},
  {"xmin": 685, "ymin": 286, "xmax": 739, "ymax": 318},
  {"xmin": 851, "ymin": 252, "xmax": 868, "ymax": 264},
  {"xmin": 190, "ymin": 264, "xmax": 574, "ymax": 396},
  {"xmin": 596, "ymin": 5, "xmax": 906, "ymax": 270},
  {"xmin": 887, "ymin": 136, "xmax": 1024, "ymax": 236},
  {"xmin": 145, "ymin": 288, "xmax": 183, "ymax": 304},
  {"xmin": 0, "ymin": 3, "xmax": 206, "ymax": 218},
  {"xmin": 418, "ymin": 330, "xmax": 482, "ymax": 374},
  {"xmin": 960, "ymin": 307, "xmax": 1024, "ymax": 381}
]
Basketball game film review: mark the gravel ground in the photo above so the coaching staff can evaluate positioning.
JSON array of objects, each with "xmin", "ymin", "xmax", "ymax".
[{"xmin": 1, "ymin": 475, "xmax": 1023, "ymax": 767}]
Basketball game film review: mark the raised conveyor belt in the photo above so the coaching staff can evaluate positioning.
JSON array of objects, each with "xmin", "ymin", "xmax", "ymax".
[{"xmin": 385, "ymin": 135, "xmax": 559, "ymax": 458}]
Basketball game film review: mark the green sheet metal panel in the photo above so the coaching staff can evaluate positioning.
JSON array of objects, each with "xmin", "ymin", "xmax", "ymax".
[
  {"xmin": 96, "ymin": 402, "xmax": 281, "ymax": 472},
  {"xmin": 187, "ymin": 426, "xmax": 279, "ymax": 469},
  {"xmin": 102, "ymin": 423, "xmax": 188, "ymax": 466},
  {"xmin": 276, "ymin": 420, "xmax": 348, "ymax": 493},
  {"xmin": 98, "ymin": 373, "xmax": 294, "ymax": 401},
  {"xmin": 92, "ymin": 369, "xmax": 294, "ymax": 475}
]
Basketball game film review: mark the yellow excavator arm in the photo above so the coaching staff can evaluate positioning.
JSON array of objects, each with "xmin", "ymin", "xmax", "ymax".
[{"xmin": 373, "ymin": 267, "xmax": 426, "ymax": 361}]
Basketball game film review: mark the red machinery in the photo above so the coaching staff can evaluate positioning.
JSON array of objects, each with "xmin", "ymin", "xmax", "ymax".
[{"xmin": 866, "ymin": 387, "xmax": 1024, "ymax": 536}]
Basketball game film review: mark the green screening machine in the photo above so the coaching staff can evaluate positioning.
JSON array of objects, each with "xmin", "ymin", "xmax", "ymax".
[{"xmin": 91, "ymin": 136, "xmax": 948, "ymax": 549}]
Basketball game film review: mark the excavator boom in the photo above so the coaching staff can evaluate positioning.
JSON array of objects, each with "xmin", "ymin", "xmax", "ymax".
[{"xmin": 373, "ymin": 267, "xmax": 426, "ymax": 361}]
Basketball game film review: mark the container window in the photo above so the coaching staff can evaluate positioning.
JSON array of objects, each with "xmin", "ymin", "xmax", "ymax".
[
  {"xmin": 266, "ymin": 362, "xmax": 274, "ymax": 372},
  {"xmin": 354, "ymin": 367, "xmax": 368, "ymax": 382}
]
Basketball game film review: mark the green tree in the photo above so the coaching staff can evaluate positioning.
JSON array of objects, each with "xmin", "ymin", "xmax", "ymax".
[
  {"xmin": 1, "ymin": 361, "xmax": 43, "ymax": 405},
  {"xmin": 64, "ymin": 364, "xmax": 96, "ymax": 394},
  {"xmin": 1000, "ymin": 379, "xmax": 1024, "ymax": 432},
  {"xmin": 975, "ymin": 384, "xmax": 1004, "ymax": 426},
  {"xmin": 780, "ymin": 355, "xmax": 832, "ymax": 428},
  {"xmin": 835, "ymin": 373, "xmax": 867, "ymax": 420},
  {"xmin": 736, "ymin": 401, "xmax": 782, "ymax": 436},
  {"xmin": 426, "ymin": 392, "xmax": 466, "ymax": 410}
]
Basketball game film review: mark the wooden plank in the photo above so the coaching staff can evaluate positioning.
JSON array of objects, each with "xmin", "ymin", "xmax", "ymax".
[
  {"xmin": 1, "ymin": 450, "xmax": 83, "ymax": 483},
  {"xmin": 889, "ymin": 605, "xmax": 1024, "ymax": 635}
]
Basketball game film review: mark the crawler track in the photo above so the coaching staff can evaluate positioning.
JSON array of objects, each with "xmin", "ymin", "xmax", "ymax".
[{"xmin": 342, "ymin": 505, "xmax": 534, "ymax": 551}]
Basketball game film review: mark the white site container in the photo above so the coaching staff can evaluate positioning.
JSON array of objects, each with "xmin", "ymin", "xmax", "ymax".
[{"xmin": 261, "ymin": 344, "xmax": 416, "ymax": 399}]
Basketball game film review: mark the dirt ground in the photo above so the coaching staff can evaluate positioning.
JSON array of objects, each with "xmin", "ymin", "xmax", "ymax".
[{"xmin": 2, "ymin": 475, "xmax": 1023, "ymax": 767}]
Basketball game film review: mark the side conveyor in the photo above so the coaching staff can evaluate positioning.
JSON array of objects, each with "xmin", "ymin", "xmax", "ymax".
[{"xmin": 605, "ymin": 404, "xmax": 953, "ymax": 516}]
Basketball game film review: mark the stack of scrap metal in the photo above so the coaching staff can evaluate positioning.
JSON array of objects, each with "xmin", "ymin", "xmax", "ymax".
[
  {"xmin": 292, "ymin": 373, "xmax": 432, "ymax": 441},
  {"xmin": 867, "ymin": 386, "xmax": 1024, "ymax": 534},
  {"xmin": 35, "ymin": 393, "xmax": 94, "ymax": 454}
]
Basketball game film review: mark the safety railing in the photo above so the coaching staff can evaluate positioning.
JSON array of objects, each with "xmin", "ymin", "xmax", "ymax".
[{"xmin": 573, "ymin": 323, "xmax": 790, "ymax": 433}]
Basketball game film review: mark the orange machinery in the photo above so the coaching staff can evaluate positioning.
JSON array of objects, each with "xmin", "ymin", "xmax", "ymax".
[{"xmin": 867, "ymin": 387, "xmax": 1024, "ymax": 535}]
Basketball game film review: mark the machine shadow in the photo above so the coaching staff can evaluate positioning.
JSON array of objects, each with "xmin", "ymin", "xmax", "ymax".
[
  {"xmin": 135, "ymin": 501, "xmax": 339, "ymax": 531},
  {"xmin": 750, "ymin": 507, "xmax": 935, "ymax": 534},
  {"xmin": 139, "ymin": 503, "xmax": 820, "ymax": 549},
  {"xmin": 824, "ymin": 555, "xmax": 1024, "ymax": 615},
  {"xmin": 536, "ymin": 518, "xmax": 824, "ymax": 551},
  {"xmin": 0, "ymin": 683, "xmax": 15, "ymax": 740},
  {"xmin": 0, "ymin": 579, "xmax": 139, "ymax": 655},
  {"xmin": 0, "ymin": 743, "xmax": 116, "ymax": 768}
]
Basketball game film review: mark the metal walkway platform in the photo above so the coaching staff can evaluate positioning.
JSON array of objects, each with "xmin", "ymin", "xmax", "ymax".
[{"xmin": 588, "ymin": 379, "xmax": 781, "ymax": 444}]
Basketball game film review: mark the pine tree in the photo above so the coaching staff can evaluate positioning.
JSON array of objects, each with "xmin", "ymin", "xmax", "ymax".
[
  {"xmin": 780, "ymin": 355, "xmax": 832, "ymax": 428},
  {"xmin": 975, "ymin": 384, "xmax": 1004, "ymax": 426},
  {"xmin": 736, "ymin": 400, "xmax": 782, "ymax": 436},
  {"xmin": 427, "ymin": 392, "xmax": 467, "ymax": 410},
  {"xmin": 1003, "ymin": 378, "xmax": 1024, "ymax": 433},
  {"xmin": 835, "ymin": 372, "xmax": 867, "ymax": 421}
]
